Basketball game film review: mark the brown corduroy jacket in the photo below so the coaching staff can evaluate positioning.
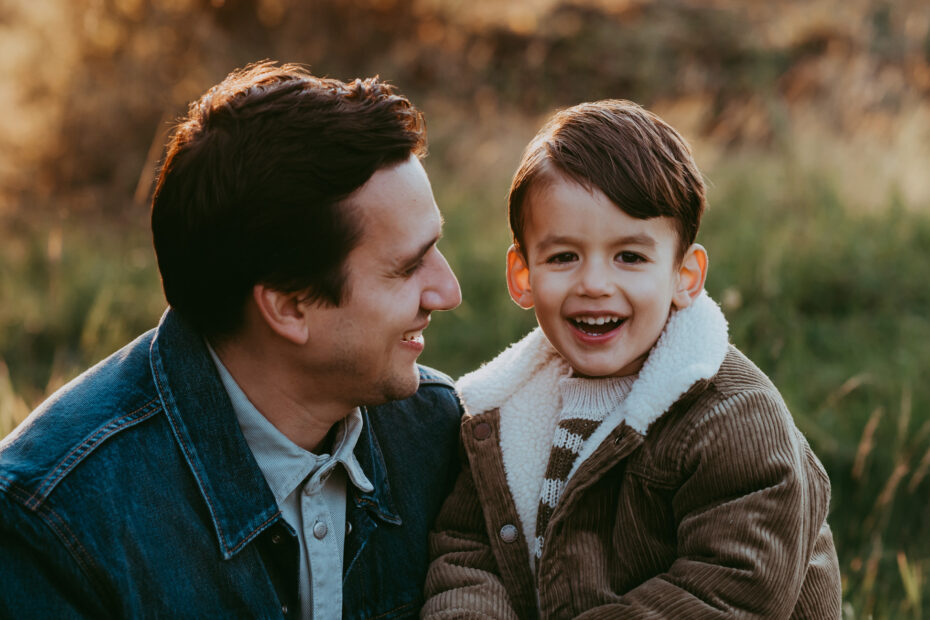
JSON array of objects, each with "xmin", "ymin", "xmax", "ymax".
[{"xmin": 422, "ymin": 294, "xmax": 841, "ymax": 619}]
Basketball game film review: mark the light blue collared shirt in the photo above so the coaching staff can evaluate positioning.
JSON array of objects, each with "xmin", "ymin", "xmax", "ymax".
[{"xmin": 207, "ymin": 345, "xmax": 373, "ymax": 619}]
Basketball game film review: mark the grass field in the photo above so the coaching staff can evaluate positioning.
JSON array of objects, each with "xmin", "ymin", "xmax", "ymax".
[
  {"xmin": 2, "ymin": 0, "xmax": 929, "ymax": 615},
  {"xmin": 2, "ymin": 144, "xmax": 928, "ymax": 616}
]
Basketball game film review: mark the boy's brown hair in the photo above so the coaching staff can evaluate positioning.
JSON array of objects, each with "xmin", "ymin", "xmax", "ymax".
[{"xmin": 508, "ymin": 100, "xmax": 705, "ymax": 261}]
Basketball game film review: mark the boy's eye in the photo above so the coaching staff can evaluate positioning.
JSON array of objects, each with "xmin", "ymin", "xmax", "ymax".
[
  {"xmin": 617, "ymin": 251, "xmax": 645, "ymax": 264},
  {"xmin": 546, "ymin": 252, "xmax": 577, "ymax": 264}
]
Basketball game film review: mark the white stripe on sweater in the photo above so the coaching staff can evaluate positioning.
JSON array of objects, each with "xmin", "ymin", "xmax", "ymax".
[{"xmin": 552, "ymin": 427, "xmax": 585, "ymax": 452}]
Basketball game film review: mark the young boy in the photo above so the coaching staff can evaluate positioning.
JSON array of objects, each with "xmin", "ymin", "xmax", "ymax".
[{"xmin": 422, "ymin": 101, "xmax": 842, "ymax": 618}]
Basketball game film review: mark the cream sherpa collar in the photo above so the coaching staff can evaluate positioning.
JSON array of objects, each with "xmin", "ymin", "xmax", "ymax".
[
  {"xmin": 459, "ymin": 290, "xmax": 729, "ymax": 437},
  {"xmin": 457, "ymin": 291, "xmax": 729, "ymax": 549}
]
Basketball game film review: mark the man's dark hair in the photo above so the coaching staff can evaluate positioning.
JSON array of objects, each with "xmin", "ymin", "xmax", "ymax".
[
  {"xmin": 508, "ymin": 100, "xmax": 705, "ymax": 261},
  {"xmin": 151, "ymin": 61, "xmax": 426, "ymax": 336}
]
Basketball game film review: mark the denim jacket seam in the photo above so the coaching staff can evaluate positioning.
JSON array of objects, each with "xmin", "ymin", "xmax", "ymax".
[
  {"xmin": 2, "ymin": 485, "xmax": 109, "ymax": 605},
  {"xmin": 39, "ymin": 503, "xmax": 110, "ymax": 602},
  {"xmin": 27, "ymin": 399, "xmax": 163, "ymax": 509},
  {"xmin": 226, "ymin": 510, "xmax": 282, "ymax": 556}
]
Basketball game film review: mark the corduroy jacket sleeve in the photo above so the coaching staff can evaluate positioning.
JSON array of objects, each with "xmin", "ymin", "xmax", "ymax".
[{"xmin": 572, "ymin": 390, "xmax": 837, "ymax": 619}]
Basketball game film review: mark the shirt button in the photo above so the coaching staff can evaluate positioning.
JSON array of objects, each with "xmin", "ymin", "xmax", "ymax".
[
  {"xmin": 473, "ymin": 422, "xmax": 492, "ymax": 440},
  {"xmin": 312, "ymin": 520, "xmax": 328, "ymax": 540},
  {"xmin": 499, "ymin": 524, "xmax": 518, "ymax": 543}
]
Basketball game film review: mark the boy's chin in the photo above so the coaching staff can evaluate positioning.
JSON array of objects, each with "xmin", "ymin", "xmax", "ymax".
[{"xmin": 566, "ymin": 355, "xmax": 647, "ymax": 379}]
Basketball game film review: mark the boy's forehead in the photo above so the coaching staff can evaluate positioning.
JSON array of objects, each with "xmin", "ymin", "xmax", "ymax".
[{"xmin": 522, "ymin": 179, "xmax": 681, "ymax": 251}]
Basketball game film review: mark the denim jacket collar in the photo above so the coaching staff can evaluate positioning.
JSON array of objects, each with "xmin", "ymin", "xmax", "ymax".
[
  {"xmin": 148, "ymin": 309, "xmax": 400, "ymax": 559},
  {"xmin": 351, "ymin": 408, "xmax": 402, "ymax": 526}
]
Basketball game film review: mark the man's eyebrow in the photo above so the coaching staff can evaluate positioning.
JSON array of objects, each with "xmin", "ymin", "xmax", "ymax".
[{"xmin": 395, "ymin": 232, "xmax": 441, "ymax": 271}]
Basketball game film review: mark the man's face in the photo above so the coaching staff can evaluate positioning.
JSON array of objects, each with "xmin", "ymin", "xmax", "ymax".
[{"xmin": 302, "ymin": 155, "xmax": 461, "ymax": 405}]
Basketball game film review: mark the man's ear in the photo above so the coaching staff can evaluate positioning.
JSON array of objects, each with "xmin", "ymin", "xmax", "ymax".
[
  {"xmin": 506, "ymin": 245, "xmax": 535, "ymax": 309},
  {"xmin": 252, "ymin": 284, "xmax": 311, "ymax": 345},
  {"xmin": 672, "ymin": 244, "xmax": 708, "ymax": 310}
]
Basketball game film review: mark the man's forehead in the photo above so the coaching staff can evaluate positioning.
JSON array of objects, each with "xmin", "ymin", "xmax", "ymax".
[{"xmin": 344, "ymin": 159, "xmax": 442, "ymax": 260}]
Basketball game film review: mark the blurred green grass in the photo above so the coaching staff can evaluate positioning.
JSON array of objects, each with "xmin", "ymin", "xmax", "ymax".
[
  {"xmin": 2, "ymin": 0, "xmax": 930, "ymax": 616},
  {"xmin": 3, "ymin": 149, "xmax": 926, "ymax": 616}
]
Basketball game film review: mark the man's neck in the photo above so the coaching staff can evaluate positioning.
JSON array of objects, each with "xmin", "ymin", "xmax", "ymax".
[{"xmin": 209, "ymin": 337, "xmax": 353, "ymax": 453}]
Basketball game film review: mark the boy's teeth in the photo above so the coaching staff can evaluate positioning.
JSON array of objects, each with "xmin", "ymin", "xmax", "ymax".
[
  {"xmin": 571, "ymin": 316, "xmax": 623, "ymax": 335},
  {"xmin": 577, "ymin": 316, "xmax": 619, "ymax": 325}
]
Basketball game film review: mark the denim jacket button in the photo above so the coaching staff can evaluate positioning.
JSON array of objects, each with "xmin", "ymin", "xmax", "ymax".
[
  {"xmin": 271, "ymin": 533, "xmax": 283, "ymax": 545},
  {"xmin": 281, "ymin": 604, "xmax": 289, "ymax": 615},
  {"xmin": 346, "ymin": 521, "xmax": 353, "ymax": 535},
  {"xmin": 312, "ymin": 520, "xmax": 328, "ymax": 539},
  {"xmin": 499, "ymin": 524, "xmax": 518, "ymax": 543},
  {"xmin": 473, "ymin": 422, "xmax": 492, "ymax": 440}
]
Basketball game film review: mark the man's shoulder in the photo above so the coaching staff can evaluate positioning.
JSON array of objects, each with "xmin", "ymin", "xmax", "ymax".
[
  {"xmin": 0, "ymin": 329, "xmax": 163, "ymax": 504},
  {"xmin": 416, "ymin": 364, "xmax": 456, "ymax": 390},
  {"xmin": 365, "ymin": 365, "xmax": 463, "ymax": 434}
]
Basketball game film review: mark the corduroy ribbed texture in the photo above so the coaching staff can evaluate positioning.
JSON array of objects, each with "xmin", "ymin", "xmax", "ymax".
[{"xmin": 423, "ymin": 348, "xmax": 842, "ymax": 619}]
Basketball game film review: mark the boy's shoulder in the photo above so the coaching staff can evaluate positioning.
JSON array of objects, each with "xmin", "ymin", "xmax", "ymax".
[
  {"xmin": 712, "ymin": 345, "xmax": 782, "ymax": 399},
  {"xmin": 654, "ymin": 343, "xmax": 794, "ymax": 443}
]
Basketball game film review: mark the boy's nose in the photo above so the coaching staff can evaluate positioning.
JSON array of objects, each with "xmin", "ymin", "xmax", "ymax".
[{"xmin": 577, "ymin": 260, "xmax": 613, "ymax": 297}]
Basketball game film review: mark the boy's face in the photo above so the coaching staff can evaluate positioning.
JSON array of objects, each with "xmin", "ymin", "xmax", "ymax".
[{"xmin": 507, "ymin": 174, "xmax": 706, "ymax": 378}]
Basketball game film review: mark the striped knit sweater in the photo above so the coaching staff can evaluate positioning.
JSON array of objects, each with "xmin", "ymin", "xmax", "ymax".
[{"xmin": 534, "ymin": 375, "xmax": 636, "ymax": 562}]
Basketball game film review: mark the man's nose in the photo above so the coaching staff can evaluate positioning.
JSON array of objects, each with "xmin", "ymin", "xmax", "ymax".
[{"xmin": 422, "ymin": 249, "xmax": 462, "ymax": 311}]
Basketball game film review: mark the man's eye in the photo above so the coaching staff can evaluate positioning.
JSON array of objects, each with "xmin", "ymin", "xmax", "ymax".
[
  {"xmin": 547, "ymin": 252, "xmax": 577, "ymax": 264},
  {"xmin": 617, "ymin": 251, "xmax": 645, "ymax": 264},
  {"xmin": 401, "ymin": 260, "xmax": 424, "ymax": 277}
]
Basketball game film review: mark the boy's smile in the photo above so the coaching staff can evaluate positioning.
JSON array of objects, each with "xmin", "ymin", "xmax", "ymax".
[{"xmin": 507, "ymin": 173, "xmax": 705, "ymax": 378}]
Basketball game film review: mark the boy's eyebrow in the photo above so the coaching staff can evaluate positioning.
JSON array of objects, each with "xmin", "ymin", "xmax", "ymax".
[{"xmin": 535, "ymin": 233, "xmax": 657, "ymax": 250}]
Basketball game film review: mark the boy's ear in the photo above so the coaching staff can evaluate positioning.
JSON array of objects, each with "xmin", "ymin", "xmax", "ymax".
[
  {"xmin": 252, "ymin": 284, "xmax": 311, "ymax": 345},
  {"xmin": 506, "ymin": 245, "xmax": 535, "ymax": 309},
  {"xmin": 672, "ymin": 244, "xmax": 708, "ymax": 310}
]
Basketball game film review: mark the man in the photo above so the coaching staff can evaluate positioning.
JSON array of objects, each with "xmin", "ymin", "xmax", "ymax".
[{"xmin": 0, "ymin": 62, "xmax": 463, "ymax": 619}]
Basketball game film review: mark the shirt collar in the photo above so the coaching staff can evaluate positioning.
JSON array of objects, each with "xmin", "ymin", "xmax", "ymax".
[{"xmin": 206, "ymin": 344, "xmax": 373, "ymax": 506}]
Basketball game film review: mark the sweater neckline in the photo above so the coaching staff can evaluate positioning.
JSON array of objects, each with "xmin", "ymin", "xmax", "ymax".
[{"xmin": 558, "ymin": 374, "xmax": 638, "ymax": 420}]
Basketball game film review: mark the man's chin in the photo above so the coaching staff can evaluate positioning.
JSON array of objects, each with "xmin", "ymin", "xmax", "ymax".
[{"xmin": 366, "ymin": 372, "xmax": 421, "ymax": 406}]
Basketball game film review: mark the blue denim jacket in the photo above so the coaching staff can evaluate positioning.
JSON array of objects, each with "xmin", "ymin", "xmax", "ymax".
[{"xmin": 0, "ymin": 309, "xmax": 463, "ymax": 619}]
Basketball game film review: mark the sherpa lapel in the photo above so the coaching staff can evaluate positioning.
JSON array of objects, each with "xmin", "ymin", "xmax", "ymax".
[{"xmin": 459, "ymin": 292, "xmax": 729, "ymax": 481}]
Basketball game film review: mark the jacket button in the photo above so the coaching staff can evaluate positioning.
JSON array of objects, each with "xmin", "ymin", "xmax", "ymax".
[
  {"xmin": 499, "ymin": 524, "xmax": 518, "ymax": 543},
  {"xmin": 473, "ymin": 422, "xmax": 492, "ymax": 440},
  {"xmin": 271, "ymin": 533, "xmax": 283, "ymax": 545},
  {"xmin": 312, "ymin": 520, "xmax": 328, "ymax": 540},
  {"xmin": 281, "ymin": 604, "xmax": 289, "ymax": 615}
]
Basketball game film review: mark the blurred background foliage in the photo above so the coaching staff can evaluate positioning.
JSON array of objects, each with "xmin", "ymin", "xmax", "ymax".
[{"xmin": 1, "ymin": 0, "xmax": 929, "ymax": 615}]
